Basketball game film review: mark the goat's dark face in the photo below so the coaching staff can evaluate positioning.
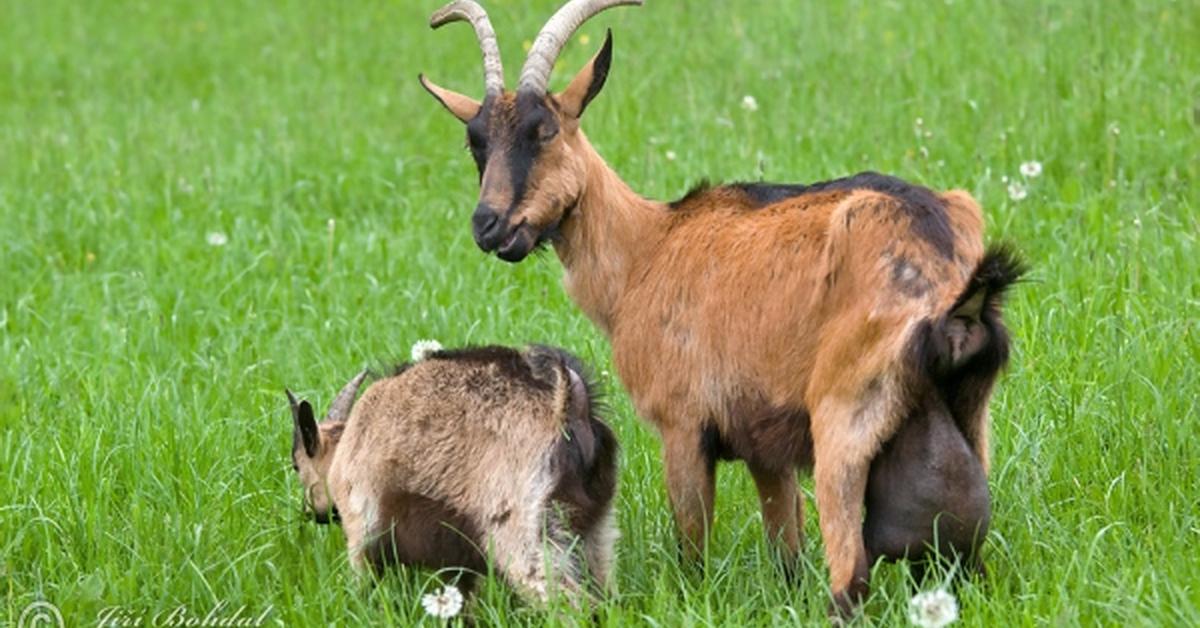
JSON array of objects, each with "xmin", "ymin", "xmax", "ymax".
[{"xmin": 422, "ymin": 33, "xmax": 614, "ymax": 263}]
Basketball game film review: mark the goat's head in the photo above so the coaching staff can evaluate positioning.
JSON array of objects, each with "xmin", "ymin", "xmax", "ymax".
[
  {"xmin": 420, "ymin": 0, "xmax": 641, "ymax": 262},
  {"xmin": 285, "ymin": 371, "xmax": 367, "ymax": 524}
]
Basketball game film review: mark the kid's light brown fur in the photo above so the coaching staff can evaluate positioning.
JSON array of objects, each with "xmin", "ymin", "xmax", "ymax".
[{"xmin": 288, "ymin": 345, "xmax": 618, "ymax": 606}]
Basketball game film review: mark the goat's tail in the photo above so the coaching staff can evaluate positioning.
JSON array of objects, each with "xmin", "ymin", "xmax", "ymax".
[{"xmin": 921, "ymin": 243, "xmax": 1028, "ymax": 376}]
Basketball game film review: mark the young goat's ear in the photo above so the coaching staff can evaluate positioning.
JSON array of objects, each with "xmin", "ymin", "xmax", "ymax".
[
  {"xmin": 419, "ymin": 74, "xmax": 482, "ymax": 123},
  {"xmin": 288, "ymin": 391, "xmax": 320, "ymax": 458},
  {"xmin": 558, "ymin": 29, "xmax": 613, "ymax": 120}
]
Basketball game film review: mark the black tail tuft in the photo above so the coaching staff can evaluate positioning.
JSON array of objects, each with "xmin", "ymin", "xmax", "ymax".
[{"xmin": 949, "ymin": 242, "xmax": 1029, "ymax": 315}]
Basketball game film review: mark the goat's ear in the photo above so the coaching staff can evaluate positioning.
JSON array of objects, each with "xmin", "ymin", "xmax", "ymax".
[
  {"xmin": 558, "ymin": 29, "xmax": 613, "ymax": 120},
  {"xmin": 951, "ymin": 289, "xmax": 987, "ymax": 322},
  {"xmin": 419, "ymin": 74, "xmax": 482, "ymax": 123},
  {"xmin": 294, "ymin": 399, "xmax": 320, "ymax": 458}
]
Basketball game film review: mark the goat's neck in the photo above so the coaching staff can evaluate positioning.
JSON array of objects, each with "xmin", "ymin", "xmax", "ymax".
[{"xmin": 554, "ymin": 132, "xmax": 667, "ymax": 335}]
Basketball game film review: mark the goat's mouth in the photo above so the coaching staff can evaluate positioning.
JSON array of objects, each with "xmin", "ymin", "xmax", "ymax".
[
  {"xmin": 494, "ymin": 198, "xmax": 578, "ymax": 263},
  {"xmin": 309, "ymin": 506, "xmax": 340, "ymax": 525},
  {"xmin": 496, "ymin": 220, "xmax": 537, "ymax": 262}
]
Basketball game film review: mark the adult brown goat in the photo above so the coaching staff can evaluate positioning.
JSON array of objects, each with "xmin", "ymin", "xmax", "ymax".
[{"xmin": 420, "ymin": 0, "xmax": 1024, "ymax": 616}]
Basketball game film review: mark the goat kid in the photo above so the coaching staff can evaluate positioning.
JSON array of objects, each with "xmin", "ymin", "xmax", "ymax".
[
  {"xmin": 286, "ymin": 344, "xmax": 618, "ymax": 606},
  {"xmin": 420, "ymin": 0, "xmax": 1025, "ymax": 615}
]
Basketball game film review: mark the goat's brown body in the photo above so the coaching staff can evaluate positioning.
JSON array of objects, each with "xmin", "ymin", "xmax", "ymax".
[{"xmin": 552, "ymin": 141, "xmax": 1005, "ymax": 610}]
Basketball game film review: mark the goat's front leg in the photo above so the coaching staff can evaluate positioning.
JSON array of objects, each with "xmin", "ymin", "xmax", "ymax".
[
  {"xmin": 661, "ymin": 425, "xmax": 716, "ymax": 562},
  {"xmin": 339, "ymin": 512, "xmax": 370, "ymax": 574},
  {"xmin": 812, "ymin": 395, "xmax": 898, "ymax": 619}
]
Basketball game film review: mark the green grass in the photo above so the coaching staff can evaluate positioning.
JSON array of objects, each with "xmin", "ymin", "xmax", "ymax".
[{"xmin": 2, "ymin": 0, "xmax": 1197, "ymax": 625}]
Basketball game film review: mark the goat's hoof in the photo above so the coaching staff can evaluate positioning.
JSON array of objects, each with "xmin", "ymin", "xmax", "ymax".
[{"xmin": 827, "ymin": 581, "xmax": 868, "ymax": 623}]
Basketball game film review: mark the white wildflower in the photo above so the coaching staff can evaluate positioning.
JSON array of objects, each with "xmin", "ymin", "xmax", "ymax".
[
  {"xmin": 422, "ymin": 584, "xmax": 464, "ymax": 619},
  {"xmin": 740, "ymin": 95, "xmax": 759, "ymax": 112},
  {"xmin": 908, "ymin": 588, "xmax": 959, "ymax": 628},
  {"xmin": 665, "ymin": 150, "xmax": 677, "ymax": 161},
  {"xmin": 1019, "ymin": 160, "xmax": 1042, "ymax": 178},
  {"xmin": 411, "ymin": 339, "xmax": 443, "ymax": 362},
  {"xmin": 206, "ymin": 231, "xmax": 228, "ymax": 247},
  {"xmin": 1007, "ymin": 182, "xmax": 1027, "ymax": 201}
]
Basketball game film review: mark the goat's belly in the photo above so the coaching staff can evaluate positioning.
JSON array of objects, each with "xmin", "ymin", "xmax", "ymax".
[
  {"xmin": 863, "ymin": 407, "xmax": 990, "ymax": 562},
  {"xmin": 361, "ymin": 491, "xmax": 487, "ymax": 572},
  {"xmin": 708, "ymin": 395, "xmax": 814, "ymax": 471}
]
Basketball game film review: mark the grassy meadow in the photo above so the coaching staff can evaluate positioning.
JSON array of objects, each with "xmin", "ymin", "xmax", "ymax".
[{"xmin": 2, "ymin": 0, "xmax": 1197, "ymax": 625}]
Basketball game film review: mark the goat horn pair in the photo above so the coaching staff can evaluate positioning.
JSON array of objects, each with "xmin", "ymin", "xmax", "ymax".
[{"xmin": 429, "ymin": 0, "xmax": 643, "ymax": 96}]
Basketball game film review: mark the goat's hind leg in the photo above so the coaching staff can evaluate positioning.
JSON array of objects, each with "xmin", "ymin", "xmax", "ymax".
[
  {"xmin": 488, "ymin": 510, "xmax": 591, "ymax": 608},
  {"xmin": 748, "ymin": 463, "xmax": 804, "ymax": 577}
]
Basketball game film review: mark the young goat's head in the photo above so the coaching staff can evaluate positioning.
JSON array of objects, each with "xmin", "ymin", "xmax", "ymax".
[
  {"xmin": 285, "ymin": 371, "xmax": 368, "ymax": 524},
  {"xmin": 420, "ymin": 0, "xmax": 641, "ymax": 262}
]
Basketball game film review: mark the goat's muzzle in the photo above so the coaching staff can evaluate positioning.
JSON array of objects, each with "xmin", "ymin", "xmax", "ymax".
[{"xmin": 472, "ymin": 202, "xmax": 536, "ymax": 262}]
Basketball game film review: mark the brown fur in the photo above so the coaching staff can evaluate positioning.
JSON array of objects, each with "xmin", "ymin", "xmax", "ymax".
[
  {"xmin": 424, "ymin": 23, "xmax": 1023, "ymax": 618},
  {"xmin": 287, "ymin": 345, "xmax": 618, "ymax": 607}
]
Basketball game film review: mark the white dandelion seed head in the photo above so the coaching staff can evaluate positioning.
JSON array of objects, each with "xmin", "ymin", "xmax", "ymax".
[
  {"xmin": 1019, "ymin": 160, "xmax": 1043, "ymax": 178},
  {"xmin": 908, "ymin": 588, "xmax": 959, "ymax": 628},
  {"xmin": 421, "ymin": 585, "xmax": 464, "ymax": 619},
  {"xmin": 1007, "ymin": 182, "xmax": 1028, "ymax": 201},
  {"xmin": 740, "ymin": 95, "xmax": 759, "ymax": 112},
  {"xmin": 206, "ymin": 231, "xmax": 228, "ymax": 247},
  {"xmin": 411, "ymin": 339, "xmax": 443, "ymax": 362},
  {"xmin": 665, "ymin": 150, "xmax": 677, "ymax": 161}
]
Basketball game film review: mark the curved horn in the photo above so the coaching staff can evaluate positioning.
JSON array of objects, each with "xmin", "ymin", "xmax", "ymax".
[
  {"xmin": 518, "ymin": 0, "xmax": 642, "ymax": 94},
  {"xmin": 325, "ymin": 370, "xmax": 368, "ymax": 422},
  {"xmin": 430, "ymin": 0, "xmax": 506, "ymax": 96}
]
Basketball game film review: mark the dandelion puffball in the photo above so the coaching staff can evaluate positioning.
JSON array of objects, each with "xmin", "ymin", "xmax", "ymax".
[
  {"xmin": 908, "ymin": 588, "xmax": 959, "ymax": 628},
  {"xmin": 1007, "ymin": 182, "xmax": 1028, "ymax": 202},
  {"xmin": 411, "ymin": 339, "xmax": 443, "ymax": 362},
  {"xmin": 421, "ymin": 585, "xmax": 464, "ymax": 619}
]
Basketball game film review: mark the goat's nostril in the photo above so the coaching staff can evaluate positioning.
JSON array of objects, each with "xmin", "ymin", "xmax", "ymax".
[{"xmin": 471, "ymin": 204, "xmax": 506, "ymax": 249}]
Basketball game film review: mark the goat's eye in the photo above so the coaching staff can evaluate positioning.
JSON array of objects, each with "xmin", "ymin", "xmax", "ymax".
[
  {"xmin": 537, "ymin": 123, "xmax": 559, "ymax": 143},
  {"xmin": 467, "ymin": 131, "xmax": 486, "ymax": 151}
]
